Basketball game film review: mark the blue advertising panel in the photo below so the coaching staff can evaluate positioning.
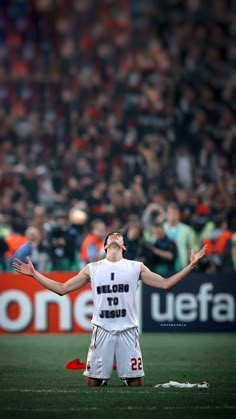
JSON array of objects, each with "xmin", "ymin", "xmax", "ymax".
[{"xmin": 142, "ymin": 273, "xmax": 236, "ymax": 332}]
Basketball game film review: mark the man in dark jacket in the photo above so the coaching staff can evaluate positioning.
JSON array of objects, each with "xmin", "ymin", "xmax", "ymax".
[{"xmin": 144, "ymin": 222, "xmax": 177, "ymax": 274}]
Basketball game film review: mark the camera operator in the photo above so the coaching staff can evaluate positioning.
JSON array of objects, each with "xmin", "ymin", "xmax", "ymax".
[{"xmin": 47, "ymin": 210, "xmax": 76, "ymax": 271}]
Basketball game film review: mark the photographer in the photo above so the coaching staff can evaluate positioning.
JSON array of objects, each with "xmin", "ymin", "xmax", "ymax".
[
  {"xmin": 47, "ymin": 210, "xmax": 76, "ymax": 271},
  {"xmin": 142, "ymin": 203, "xmax": 166, "ymax": 242}
]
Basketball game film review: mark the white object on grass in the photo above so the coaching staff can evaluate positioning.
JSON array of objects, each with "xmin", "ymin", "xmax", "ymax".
[{"xmin": 155, "ymin": 381, "xmax": 209, "ymax": 389}]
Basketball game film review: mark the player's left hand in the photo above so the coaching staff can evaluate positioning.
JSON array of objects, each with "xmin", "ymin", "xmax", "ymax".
[{"xmin": 189, "ymin": 245, "xmax": 208, "ymax": 268}]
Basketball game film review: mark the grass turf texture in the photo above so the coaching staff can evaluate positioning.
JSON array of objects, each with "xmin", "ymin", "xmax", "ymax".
[{"xmin": 0, "ymin": 334, "xmax": 235, "ymax": 419}]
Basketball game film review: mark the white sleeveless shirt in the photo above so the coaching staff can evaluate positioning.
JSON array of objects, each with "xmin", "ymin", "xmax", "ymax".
[{"xmin": 88, "ymin": 258, "xmax": 141, "ymax": 332}]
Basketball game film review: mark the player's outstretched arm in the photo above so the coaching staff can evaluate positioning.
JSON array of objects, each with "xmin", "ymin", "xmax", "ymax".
[
  {"xmin": 140, "ymin": 245, "xmax": 207, "ymax": 290},
  {"xmin": 12, "ymin": 257, "xmax": 90, "ymax": 295}
]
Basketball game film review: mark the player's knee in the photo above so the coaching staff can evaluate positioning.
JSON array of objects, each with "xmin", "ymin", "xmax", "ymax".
[
  {"xmin": 126, "ymin": 377, "xmax": 144, "ymax": 387},
  {"xmin": 85, "ymin": 377, "xmax": 103, "ymax": 387}
]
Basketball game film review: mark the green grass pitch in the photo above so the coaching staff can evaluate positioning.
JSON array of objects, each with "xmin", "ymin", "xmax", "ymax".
[{"xmin": 0, "ymin": 333, "xmax": 235, "ymax": 419}]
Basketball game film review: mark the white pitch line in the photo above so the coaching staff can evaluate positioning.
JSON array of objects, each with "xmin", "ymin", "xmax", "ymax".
[
  {"xmin": 2, "ymin": 407, "xmax": 98, "ymax": 412},
  {"xmin": 1, "ymin": 406, "xmax": 236, "ymax": 412},
  {"xmin": 0, "ymin": 389, "xmax": 78, "ymax": 393},
  {"xmin": 0, "ymin": 388, "xmax": 209, "ymax": 394}
]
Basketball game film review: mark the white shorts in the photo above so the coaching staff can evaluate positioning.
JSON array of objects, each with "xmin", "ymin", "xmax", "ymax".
[{"xmin": 83, "ymin": 325, "xmax": 144, "ymax": 380}]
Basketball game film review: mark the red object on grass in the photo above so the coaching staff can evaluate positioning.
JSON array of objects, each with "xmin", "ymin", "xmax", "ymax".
[
  {"xmin": 65, "ymin": 359, "xmax": 117, "ymax": 370},
  {"xmin": 65, "ymin": 359, "xmax": 86, "ymax": 370}
]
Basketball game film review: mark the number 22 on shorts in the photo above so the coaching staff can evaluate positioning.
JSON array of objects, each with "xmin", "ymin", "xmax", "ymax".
[{"xmin": 131, "ymin": 357, "xmax": 143, "ymax": 371}]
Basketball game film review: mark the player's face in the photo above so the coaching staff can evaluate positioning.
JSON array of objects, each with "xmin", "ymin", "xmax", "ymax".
[{"xmin": 105, "ymin": 233, "xmax": 126, "ymax": 250}]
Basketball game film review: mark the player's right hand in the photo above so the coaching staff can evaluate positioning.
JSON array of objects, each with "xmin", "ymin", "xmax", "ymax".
[{"xmin": 12, "ymin": 257, "xmax": 35, "ymax": 276}]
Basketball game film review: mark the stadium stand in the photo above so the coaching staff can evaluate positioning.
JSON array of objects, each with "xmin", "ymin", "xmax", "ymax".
[{"xmin": 0, "ymin": 0, "xmax": 235, "ymax": 271}]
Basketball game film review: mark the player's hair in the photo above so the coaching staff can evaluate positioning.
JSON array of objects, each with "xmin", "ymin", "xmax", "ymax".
[{"xmin": 104, "ymin": 232, "xmax": 127, "ymax": 256}]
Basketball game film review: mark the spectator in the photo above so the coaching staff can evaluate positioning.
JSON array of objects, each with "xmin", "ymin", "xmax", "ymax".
[
  {"xmin": 143, "ymin": 222, "xmax": 177, "ymax": 274},
  {"xmin": 79, "ymin": 219, "xmax": 107, "ymax": 268},
  {"xmin": 0, "ymin": 0, "xmax": 235, "ymax": 272},
  {"xmin": 190, "ymin": 201, "xmax": 215, "ymax": 251},
  {"xmin": 232, "ymin": 232, "xmax": 236, "ymax": 271},
  {"xmin": 163, "ymin": 202, "xmax": 193, "ymax": 270},
  {"xmin": 141, "ymin": 203, "xmax": 166, "ymax": 242},
  {"xmin": 0, "ymin": 237, "xmax": 9, "ymax": 271},
  {"xmin": 201, "ymin": 217, "xmax": 234, "ymax": 273},
  {"xmin": 0, "ymin": 213, "xmax": 11, "ymax": 239},
  {"xmin": 123, "ymin": 223, "xmax": 143, "ymax": 261},
  {"xmin": 12, "ymin": 226, "xmax": 49, "ymax": 271},
  {"xmin": 175, "ymin": 146, "xmax": 194, "ymax": 189},
  {"xmin": 46, "ymin": 210, "xmax": 74, "ymax": 271},
  {"xmin": 5, "ymin": 229, "xmax": 28, "ymax": 262}
]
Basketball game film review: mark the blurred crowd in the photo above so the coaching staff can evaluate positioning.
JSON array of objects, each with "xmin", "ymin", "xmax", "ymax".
[{"xmin": 0, "ymin": 0, "xmax": 235, "ymax": 273}]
